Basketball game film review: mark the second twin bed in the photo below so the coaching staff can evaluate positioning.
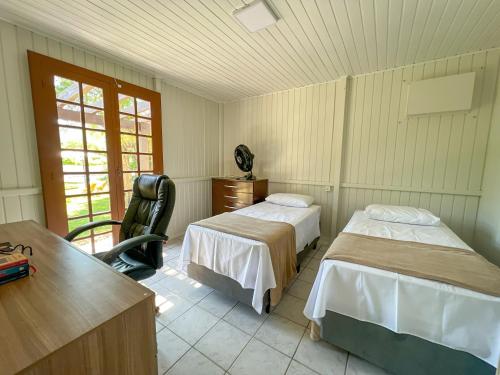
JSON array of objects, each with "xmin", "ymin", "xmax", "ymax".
[
  {"xmin": 180, "ymin": 194, "xmax": 321, "ymax": 313},
  {"xmin": 176, "ymin": 195, "xmax": 500, "ymax": 374}
]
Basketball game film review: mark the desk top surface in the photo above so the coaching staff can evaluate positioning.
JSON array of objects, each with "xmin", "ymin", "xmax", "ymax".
[{"xmin": 0, "ymin": 220, "xmax": 154, "ymax": 373}]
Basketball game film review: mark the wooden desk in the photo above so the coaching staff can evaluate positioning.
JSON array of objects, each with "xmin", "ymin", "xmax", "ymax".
[{"xmin": 0, "ymin": 221, "xmax": 157, "ymax": 375}]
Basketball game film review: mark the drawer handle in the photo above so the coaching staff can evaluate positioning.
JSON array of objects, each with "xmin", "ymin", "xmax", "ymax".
[
  {"xmin": 224, "ymin": 185, "xmax": 238, "ymax": 188},
  {"xmin": 224, "ymin": 205, "xmax": 238, "ymax": 210},
  {"xmin": 224, "ymin": 195, "xmax": 238, "ymax": 199}
]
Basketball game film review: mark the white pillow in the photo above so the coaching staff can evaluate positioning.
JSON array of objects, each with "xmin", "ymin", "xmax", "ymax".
[
  {"xmin": 265, "ymin": 193, "xmax": 314, "ymax": 208},
  {"xmin": 365, "ymin": 204, "xmax": 440, "ymax": 226}
]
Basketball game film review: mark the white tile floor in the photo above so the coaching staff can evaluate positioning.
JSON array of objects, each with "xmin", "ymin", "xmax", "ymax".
[{"xmin": 143, "ymin": 238, "xmax": 389, "ymax": 375}]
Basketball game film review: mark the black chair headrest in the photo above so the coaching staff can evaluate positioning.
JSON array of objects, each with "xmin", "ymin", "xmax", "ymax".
[{"xmin": 136, "ymin": 174, "xmax": 167, "ymax": 200}]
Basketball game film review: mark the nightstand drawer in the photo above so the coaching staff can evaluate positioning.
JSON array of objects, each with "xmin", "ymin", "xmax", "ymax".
[
  {"xmin": 221, "ymin": 181, "xmax": 254, "ymax": 194},
  {"xmin": 222, "ymin": 192, "xmax": 254, "ymax": 205},
  {"xmin": 212, "ymin": 178, "xmax": 268, "ymax": 216},
  {"xmin": 222, "ymin": 201, "xmax": 251, "ymax": 212}
]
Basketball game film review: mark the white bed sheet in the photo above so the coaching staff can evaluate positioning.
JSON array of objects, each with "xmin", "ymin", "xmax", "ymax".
[
  {"xmin": 304, "ymin": 211, "xmax": 500, "ymax": 367},
  {"xmin": 180, "ymin": 202, "xmax": 321, "ymax": 313},
  {"xmin": 232, "ymin": 202, "xmax": 321, "ymax": 252}
]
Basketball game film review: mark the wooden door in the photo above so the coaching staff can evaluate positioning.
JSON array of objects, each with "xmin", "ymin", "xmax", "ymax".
[
  {"xmin": 28, "ymin": 52, "xmax": 163, "ymax": 254},
  {"xmin": 115, "ymin": 84, "xmax": 163, "ymax": 214}
]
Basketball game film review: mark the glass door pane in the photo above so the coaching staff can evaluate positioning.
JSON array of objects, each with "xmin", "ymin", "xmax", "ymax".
[
  {"xmin": 54, "ymin": 76, "xmax": 113, "ymax": 254},
  {"xmin": 118, "ymin": 94, "xmax": 155, "ymax": 208},
  {"xmin": 28, "ymin": 52, "xmax": 163, "ymax": 247}
]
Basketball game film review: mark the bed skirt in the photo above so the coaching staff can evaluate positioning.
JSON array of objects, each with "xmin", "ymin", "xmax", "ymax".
[
  {"xmin": 321, "ymin": 310, "xmax": 495, "ymax": 375},
  {"xmin": 187, "ymin": 236, "xmax": 319, "ymax": 313}
]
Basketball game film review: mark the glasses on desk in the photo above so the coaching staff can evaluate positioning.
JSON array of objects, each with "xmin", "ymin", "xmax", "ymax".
[{"xmin": 0, "ymin": 242, "xmax": 33, "ymax": 256}]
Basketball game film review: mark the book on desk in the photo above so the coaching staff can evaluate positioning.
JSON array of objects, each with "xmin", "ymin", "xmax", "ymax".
[{"xmin": 0, "ymin": 253, "xmax": 29, "ymax": 285}]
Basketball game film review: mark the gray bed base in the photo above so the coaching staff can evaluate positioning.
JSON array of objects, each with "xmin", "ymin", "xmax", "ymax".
[
  {"xmin": 187, "ymin": 237, "xmax": 320, "ymax": 313},
  {"xmin": 321, "ymin": 310, "xmax": 495, "ymax": 375}
]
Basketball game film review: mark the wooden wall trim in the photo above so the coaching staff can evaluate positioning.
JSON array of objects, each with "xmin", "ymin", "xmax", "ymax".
[
  {"xmin": 0, "ymin": 187, "xmax": 42, "ymax": 197},
  {"xmin": 268, "ymin": 179, "xmax": 332, "ymax": 187},
  {"xmin": 340, "ymin": 183, "xmax": 482, "ymax": 197},
  {"xmin": 330, "ymin": 77, "xmax": 350, "ymax": 236},
  {"xmin": 172, "ymin": 176, "xmax": 212, "ymax": 183},
  {"xmin": 218, "ymin": 103, "xmax": 224, "ymax": 176}
]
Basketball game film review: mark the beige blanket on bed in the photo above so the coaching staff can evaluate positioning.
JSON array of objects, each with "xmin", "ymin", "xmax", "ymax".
[
  {"xmin": 324, "ymin": 232, "xmax": 500, "ymax": 297},
  {"xmin": 310, "ymin": 232, "xmax": 500, "ymax": 341},
  {"xmin": 194, "ymin": 212, "xmax": 297, "ymax": 306}
]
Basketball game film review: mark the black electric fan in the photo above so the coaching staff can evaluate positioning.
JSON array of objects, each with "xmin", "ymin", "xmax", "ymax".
[{"xmin": 234, "ymin": 144, "xmax": 255, "ymax": 180}]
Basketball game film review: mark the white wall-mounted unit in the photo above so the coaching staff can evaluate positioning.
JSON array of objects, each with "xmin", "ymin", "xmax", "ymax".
[{"xmin": 407, "ymin": 72, "xmax": 475, "ymax": 116}]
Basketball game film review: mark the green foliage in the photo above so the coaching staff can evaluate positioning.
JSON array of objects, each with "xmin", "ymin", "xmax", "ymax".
[
  {"xmin": 119, "ymin": 95, "xmax": 134, "ymax": 113},
  {"xmin": 84, "ymin": 87, "xmax": 103, "ymax": 107},
  {"xmin": 54, "ymin": 77, "xmax": 75, "ymax": 96}
]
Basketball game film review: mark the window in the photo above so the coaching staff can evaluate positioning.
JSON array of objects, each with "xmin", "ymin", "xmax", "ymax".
[{"xmin": 118, "ymin": 94, "xmax": 154, "ymax": 208}]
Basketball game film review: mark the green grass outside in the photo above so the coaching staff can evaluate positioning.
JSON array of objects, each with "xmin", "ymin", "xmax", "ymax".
[{"xmin": 67, "ymin": 195, "xmax": 112, "ymax": 237}]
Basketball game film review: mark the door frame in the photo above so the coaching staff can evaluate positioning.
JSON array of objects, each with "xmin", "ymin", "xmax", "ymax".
[{"xmin": 27, "ymin": 51, "xmax": 163, "ymax": 238}]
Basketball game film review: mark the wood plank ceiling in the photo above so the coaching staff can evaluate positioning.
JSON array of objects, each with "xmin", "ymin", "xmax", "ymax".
[{"xmin": 1, "ymin": 0, "xmax": 500, "ymax": 102}]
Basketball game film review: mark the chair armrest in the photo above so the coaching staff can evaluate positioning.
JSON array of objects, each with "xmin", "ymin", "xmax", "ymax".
[
  {"xmin": 97, "ymin": 233, "xmax": 168, "ymax": 264},
  {"xmin": 65, "ymin": 220, "xmax": 122, "ymax": 242}
]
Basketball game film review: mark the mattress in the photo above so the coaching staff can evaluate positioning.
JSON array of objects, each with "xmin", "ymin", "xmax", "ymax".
[
  {"xmin": 179, "ymin": 202, "xmax": 321, "ymax": 313},
  {"xmin": 232, "ymin": 202, "xmax": 321, "ymax": 252},
  {"xmin": 304, "ymin": 211, "xmax": 500, "ymax": 367}
]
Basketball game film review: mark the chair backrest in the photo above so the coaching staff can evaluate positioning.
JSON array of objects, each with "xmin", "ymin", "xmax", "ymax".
[{"xmin": 120, "ymin": 174, "xmax": 175, "ymax": 269}]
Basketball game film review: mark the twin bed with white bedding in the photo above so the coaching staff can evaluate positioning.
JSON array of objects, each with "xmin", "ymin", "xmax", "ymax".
[
  {"xmin": 304, "ymin": 206, "xmax": 500, "ymax": 374},
  {"xmin": 179, "ymin": 195, "xmax": 499, "ymax": 374},
  {"xmin": 180, "ymin": 196, "xmax": 321, "ymax": 313}
]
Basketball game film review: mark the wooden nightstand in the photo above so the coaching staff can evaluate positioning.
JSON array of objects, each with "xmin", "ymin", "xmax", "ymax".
[{"xmin": 212, "ymin": 177, "xmax": 268, "ymax": 216}]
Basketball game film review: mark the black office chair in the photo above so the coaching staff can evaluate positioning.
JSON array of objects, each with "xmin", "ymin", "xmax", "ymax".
[{"xmin": 65, "ymin": 174, "xmax": 175, "ymax": 281}]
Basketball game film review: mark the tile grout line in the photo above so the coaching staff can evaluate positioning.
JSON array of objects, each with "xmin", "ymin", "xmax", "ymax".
[
  {"xmin": 281, "ymin": 326, "xmax": 305, "ymax": 375},
  {"xmin": 155, "ymin": 244, "xmax": 256, "ymax": 373},
  {"xmin": 158, "ymin": 289, "xmax": 219, "ymax": 374},
  {"xmin": 159, "ymin": 327, "xmax": 190, "ymax": 375},
  {"xmin": 288, "ymin": 328, "xmax": 322, "ymax": 375},
  {"xmin": 161, "ymin": 325, "xmax": 225, "ymax": 375},
  {"xmin": 224, "ymin": 306, "xmax": 272, "ymax": 374},
  {"xmin": 179, "ymin": 297, "xmax": 243, "ymax": 373},
  {"xmin": 220, "ymin": 293, "xmax": 313, "ymax": 373},
  {"xmin": 344, "ymin": 353, "xmax": 350, "ymax": 375},
  {"xmin": 157, "ymin": 243, "xmax": 332, "ymax": 375}
]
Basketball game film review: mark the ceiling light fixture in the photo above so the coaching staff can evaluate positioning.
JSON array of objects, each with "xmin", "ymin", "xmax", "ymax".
[{"xmin": 233, "ymin": 0, "xmax": 279, "ymax": 33}]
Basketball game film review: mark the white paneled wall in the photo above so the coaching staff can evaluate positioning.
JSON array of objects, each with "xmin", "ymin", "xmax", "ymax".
[
  {"xmin": 337, "ymin": 189, "xmax": 480, "ymax": 245},
  {"xmin": 474, "ymin": 60, "xmax": 500, "ymax": 265},
  {"xmin": 167, "ymin": 179, "xmax": 212, "ymax": 239},
  {"xmin": 223, "ymin": 81, "xmax": 346, "ymax": 238},
  {"xmin": 268, "ymin": 183, "xmax": 334, "ymax": 239},
  {"xmin": 340, "ymin": 49, "xmax": 500, "ymax": 245},
  {"xmin": 0, "ymin": 19, "xmax": 219, "ymax": 239},
  {"xmin": 161, "ymin": 82, "xmax": 220, "ymax": 238},
  {"xmin": 162, "ymin": 83, "xmax": 219, "ymax": 179},
  {"xmin": 224, "ymin": 49, "xmax": 500, "ymax": 248},
  {"xmin": 0, "ymin": 20, "xmax": 152, "ymax": 226},
  {"xmin": 2, "ymin": 17, "xmax": 500, "ymax": 257},
  {"xmin": 224, "ymin": 82, "xmax": 338, "ymax": 182}
]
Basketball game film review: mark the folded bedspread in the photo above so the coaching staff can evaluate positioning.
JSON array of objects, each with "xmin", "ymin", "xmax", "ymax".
[
  {"xmin": 194, "ymin": 212, "xmax": 297, "ymax": 306},
  {"xmin": 324, "ymin": 232, "xmax": 500, "ymax": 297}
]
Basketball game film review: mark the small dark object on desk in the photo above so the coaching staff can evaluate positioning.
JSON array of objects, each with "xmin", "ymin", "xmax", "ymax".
[{"xmin": 0, "ymin": 241, "xmax": 33, "ymax": 256}]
